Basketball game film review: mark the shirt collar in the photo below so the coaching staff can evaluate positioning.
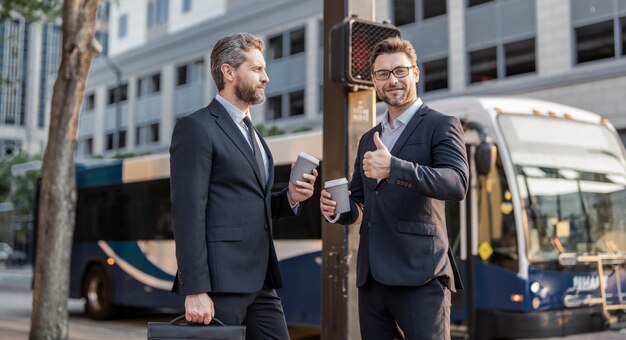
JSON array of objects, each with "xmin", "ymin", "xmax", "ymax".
[
  {"xmin": 216, "ymin": 93, "xmax": 249, "ymax": 123},
  {"xmin": 381, "ymin": 97, "xmax": 423, "ymax": 130}
]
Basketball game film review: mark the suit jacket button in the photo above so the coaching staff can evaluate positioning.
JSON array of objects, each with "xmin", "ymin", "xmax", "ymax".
[
  {"xmin": 264, "ymin": 224, "xmax": 270, "ymax": 230},
  {"xmin": 374, "ymin": 190, "xmax": 378, "ymax": 196}
]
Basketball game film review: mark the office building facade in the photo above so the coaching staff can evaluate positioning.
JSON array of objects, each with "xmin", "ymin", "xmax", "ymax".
[{"xmin": 77, "ymin": 0, "xmax": 626, "ymax": 157}]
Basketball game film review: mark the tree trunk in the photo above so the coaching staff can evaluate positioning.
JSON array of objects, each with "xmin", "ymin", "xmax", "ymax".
[{"xmin": 30, "ymin": 1, "xmax": 100, "ymax": 339}]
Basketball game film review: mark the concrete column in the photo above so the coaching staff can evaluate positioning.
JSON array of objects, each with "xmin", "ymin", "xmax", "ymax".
[
  {"xmin": 126, "ymin": 75, "xmax": 137, "ymax": 152},
  {"xmin": 160, "ymin": 64, "xmax": 174, "ymax": 147},
  {"xmin": 448, "ymin": 0, "xmax": 466, "ymax": 93},
  {"xmin": 305, "ymin": 17, "xmax": 319, "ymax": 118},
  {"xmin": 24, "ymin": 23, "xmax": 42, "ymax": 154},
  {"xmin": 93, "ymin": 86, "xmax": 107, "ymax": 155},
  {"xmin": 536, "ymin": 0, "xmax": 571, "ymax": 76}
]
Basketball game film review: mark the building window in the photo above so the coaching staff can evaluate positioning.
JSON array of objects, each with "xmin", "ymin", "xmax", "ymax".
[
  {"xmin": 290, "ymin": 28, "xmax": 305, "ymax": 55},
  {"xmin": 177, "ymin": 65, "xmax": 188, "ymax": 86},
  {"xmin": 156, "ymin": 0, "xmax": 168, "ymax": 24},
  {"xmin": 147, "ymin": 2, "xmax": 154, "ymax": 28},
  {"xmin": 423, "ymin": 0, "xmax": 446, "ymax": 19},
  {"xmin": 176, "ymin": 59, "xmax": 204, "ymax": 87},
  {"xmin": 469, "ymin": 46, "xmax": 497, "ymax": 83},
  {"xmin": 289, "ymin": 90, "xmax": 305, "ymax": 117},
  {"xmin": 394, "ymin": 0, "xmax": 415, "ymax": 26},
  {"xmin": 504, "ymin": 38, "xmax": 535, "ymax": 77},
  {"xmin": 137, "ymin": 73, "xmax": 161, "ymax": 96},
  {"xmin": 150, "ymin": 123, "xmax": 159, "ymax": 143},
  {"xmin": 85, "ymin": 138, "xmax": 93, "ymax": 155},
  {"xmin": 120, "ymin": 83, "xmax": 128, "ymax": 101},
  {"xmin": 267, "ymin": 95, "xmax": 282, "ymax": 120},
  {"xmin": 147, "ymin": 0, "xmax": 168, "ymax": 27},
  {"xmin": 422, "ymin": 58, "xmax": 448, "ymax": 92},
  {"xmin": 85, "ymin": 93, "xmax": 95, "ymax": 110},
  {"xmin": 152, "ymin": 73, "xmax": 161, "ymax": 93},
  {"xmin": 137, "ymin": 78, "xmax": 143, "ymax": 97},
  {"xmin": 468, "ymin": 0, "xmax": 494, "ymax": 7},
  {"xmin": 575, "ymin": 20, "xmax": 615, "ymax": 64},
  {"xmin": 106, "ymin": 133, "xmax": 114, "ymax": 150},
  {"xmin": 118, "ymin": 130, "xmax": 126, "ymax": 149},
  {"xmin": 118, "ymin": 14, "xmax": 128, "ymax": 39},
  {"xmin": 136, "ymin": 123, "xmax": 160, "ymax": 145},
  {"xmin": 183, "ymin": 0, "xmax": 191, "ymax": 13},
  {"xmin": 107, "ymin": 83, "xmax": 128, "ymax": 104},
  {"xmin": 190, "ymin": 59, "xmax": 204, "ymax": 82},
  {"xmin": 268, "ymin": 34, "xmax": 283, "ymax": 60}
]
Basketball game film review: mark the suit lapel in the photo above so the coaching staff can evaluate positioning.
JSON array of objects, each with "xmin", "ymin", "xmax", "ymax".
[
  {"xmin": 370, "ymin": 104, "xmax": 428, "ymax": 190},
  {"xmin": 209, "ymin": 99, "xmax": 266, "ymax": 190},
  {"xmin": 389, "ymin": 104, "xmax": 427, "ymax": 156}
]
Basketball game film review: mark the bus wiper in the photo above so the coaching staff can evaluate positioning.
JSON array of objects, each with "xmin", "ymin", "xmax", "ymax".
[{"xmin": 577, "ymin": 180, "xmax": 597, "ymax": 254}]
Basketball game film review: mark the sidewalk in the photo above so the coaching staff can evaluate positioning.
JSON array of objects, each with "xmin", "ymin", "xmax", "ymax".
[
  {"xmin": 0, "ymin": 279, "xmax": 148, "ymax": 340},
  {"xmin": 0, "ymin": 318, "xmax": 146, "ymax": 340}
]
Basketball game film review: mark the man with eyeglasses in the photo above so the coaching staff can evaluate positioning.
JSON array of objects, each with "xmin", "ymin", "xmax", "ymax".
[{"xmin": 320, "ymin": 37, "xmax": 468, "ymax": 339}]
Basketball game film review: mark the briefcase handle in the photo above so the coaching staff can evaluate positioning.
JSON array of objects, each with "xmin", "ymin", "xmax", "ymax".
[{"xmin": 170, "ymin": 314, "xmax": 227, "ymax": 326}]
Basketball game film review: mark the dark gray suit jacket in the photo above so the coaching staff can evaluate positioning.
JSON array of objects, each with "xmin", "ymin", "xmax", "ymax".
[
  {"xmin": 169, "ymin": 99, "xmax": 296, "ymax": 295},
  {"xmin": 336, "ymin": 103, "xmax": 468, "ymax": 292}
]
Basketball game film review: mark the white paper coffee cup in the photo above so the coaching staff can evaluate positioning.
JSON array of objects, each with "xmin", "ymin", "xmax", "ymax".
[
  {"xmin": 324, "ymin": 178, "xmax": 350, "ymax": 214},
  {"xmin": 289, "ymin": 152, "xmax": 320, "ymax": 183}
]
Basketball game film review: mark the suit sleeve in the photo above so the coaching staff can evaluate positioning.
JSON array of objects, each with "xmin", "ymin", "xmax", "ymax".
[
  {"xmin": 270, "ymin": 187, "xmax": 297, "ymax": 219},
  {"xmin": 388, "ymin": 115, "xmax": 469, "ymax": 201},
  {"xmin": 170, "ymin": 116, "xmax": 213, "ymax": 295}
]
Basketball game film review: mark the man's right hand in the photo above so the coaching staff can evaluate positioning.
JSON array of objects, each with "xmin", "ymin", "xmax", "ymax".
[
  {"xmin": 320, "ymin": 189, "xmax": 337, "ymax": 217},
  {"xmin": 185, "ymin": 293, "xmax": 214, "ymax": 324}
]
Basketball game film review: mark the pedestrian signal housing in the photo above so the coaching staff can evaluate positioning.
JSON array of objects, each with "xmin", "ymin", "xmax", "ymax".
[{"xmin": 330, "ymin": 16, "xmax": 401, "ymax": 87}]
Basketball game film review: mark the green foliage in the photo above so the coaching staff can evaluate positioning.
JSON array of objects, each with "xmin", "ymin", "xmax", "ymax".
[
  {"xmin": 0, "ymin": 151, "xmax": 41, "ymax": 216},
  {"xmin": 292, "ymin": 126, "xmax": 313, "ymax": 133},
  {"xmin": 256, "ymin": 123, "xmax": 286, "ymax": 137},
  {"xmin": 0, "ymin": 0, "xmax": 62, "ymax": 23}
]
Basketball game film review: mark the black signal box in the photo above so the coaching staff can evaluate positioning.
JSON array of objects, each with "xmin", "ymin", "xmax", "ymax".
[{"xmin": 330, "ymin": 16, "xmax": 401, "ymax": 87}]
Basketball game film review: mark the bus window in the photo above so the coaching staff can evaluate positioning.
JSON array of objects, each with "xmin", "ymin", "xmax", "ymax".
[
  {"xmin": 270, "ymin": 164, "xmax": 322, "ymax": 240},
  {"xmin": 478, "ymin": 148, "xmax": 518, "ymax": 272},
  {"xmin": 75, "ymin": 179, "xmax": 173, "ymax": 241}
]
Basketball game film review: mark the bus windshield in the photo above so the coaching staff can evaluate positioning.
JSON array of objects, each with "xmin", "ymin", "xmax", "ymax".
[{"xmin": 498, "ymin": 114, "xmax": 626, "ymax": 261}]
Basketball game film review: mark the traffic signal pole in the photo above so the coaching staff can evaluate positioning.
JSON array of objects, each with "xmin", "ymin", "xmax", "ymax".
[{"xmin": 322, "ymin": 1, "xmax": 375, "ymax": 339}]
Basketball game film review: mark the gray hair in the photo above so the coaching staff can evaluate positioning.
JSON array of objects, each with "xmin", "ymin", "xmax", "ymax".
[{"xmin": 210, "ymin": 32, "xmax": 264, "ymax": 91}]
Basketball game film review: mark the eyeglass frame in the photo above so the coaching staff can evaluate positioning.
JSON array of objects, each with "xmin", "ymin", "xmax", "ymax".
[{"xmin": 372, "ymin": 65, "xmax": 416, "ymax": 81}]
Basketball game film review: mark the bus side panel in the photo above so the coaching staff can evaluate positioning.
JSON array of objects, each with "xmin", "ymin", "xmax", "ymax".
[
  {"xmin": 278, "ymin": 251, "xmax": 321, "ymax": 326},
  {"xmin": 69, "ymin": 242, "xmax": 105, "ymax": 298},
  {"xmin": 473, "ymin": 257, "xmax": 528, "ymax": 311},
  {"xmin": 109, "ymin": 265, "xmax": 184, "ymax": 310}
]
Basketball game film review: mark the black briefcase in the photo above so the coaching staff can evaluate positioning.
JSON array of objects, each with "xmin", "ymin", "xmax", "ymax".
[{"xmin": 147, "ymin": 314, "xmax": 245, "ymax": 340}]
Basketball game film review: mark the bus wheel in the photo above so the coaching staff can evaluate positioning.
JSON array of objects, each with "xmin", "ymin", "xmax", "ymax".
[{"xmin": 84, "ymin": 265, "xmax": 115, "ymax": 320}]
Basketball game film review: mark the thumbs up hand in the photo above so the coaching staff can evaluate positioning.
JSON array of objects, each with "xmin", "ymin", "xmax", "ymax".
[{"xmin": 363, "ymin": 132, "xmax": 391, "ymax": 179}]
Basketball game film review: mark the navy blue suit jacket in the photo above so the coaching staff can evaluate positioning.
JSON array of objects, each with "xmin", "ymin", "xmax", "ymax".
[
  {"xmin": 169, "ymin": 99, "xmax": 296, "ymax": 295},
  {"xmin": 336, "ymin": 103, "xmax": 468, "ymax": 291}
]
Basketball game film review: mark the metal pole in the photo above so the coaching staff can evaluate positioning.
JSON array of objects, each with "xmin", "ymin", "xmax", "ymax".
[{"xmin": 322, "ymin": 1, "xmax": 375, "ymax": 339}]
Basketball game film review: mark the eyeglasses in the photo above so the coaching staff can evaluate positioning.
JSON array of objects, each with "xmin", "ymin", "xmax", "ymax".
[{"xmin": 372, "ymin": 66, "xmax": 415, "ymax": 80}]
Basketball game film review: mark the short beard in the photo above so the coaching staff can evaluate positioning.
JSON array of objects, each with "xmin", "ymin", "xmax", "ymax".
[
  {"xmin": 376, "ymin": 84, "xmax": 415, "ymax": 107},
  {"xmin": 235, "ymin": 82, "xmax": 265, "ymax": 105}
]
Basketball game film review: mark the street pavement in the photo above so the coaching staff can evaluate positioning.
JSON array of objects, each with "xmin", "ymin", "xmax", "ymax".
[
  {"xmin": 1, "ymin": 265, "xmax": 626, "ymax": 339},
  {"xmin": 0, "ymin": 265, "xmax": 151, "ymax": 340}
]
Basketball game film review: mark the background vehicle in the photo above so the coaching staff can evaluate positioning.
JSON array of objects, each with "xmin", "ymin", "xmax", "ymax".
[
  {"xmin": 0, "ymin": 242, "xmax": 12, "ymax": 262},
  {"xmin": 36, "ymin": 96, "xmax": 626, "ymax": 338},
  {"xmin": 65, "ymin": 131, "xmax": 322, "ymax": 325},
  {"xmin": 432, "ymin": 97, "xmax": 626, "ymax": 339}
]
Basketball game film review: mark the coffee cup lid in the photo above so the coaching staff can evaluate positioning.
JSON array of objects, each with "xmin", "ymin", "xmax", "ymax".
[
  {"xmin": 298, "ymin": 152, "xmax": 320, "ymax": 165},
  {"xmin": 324, "ymin": 177, "xmax": 348, "ymax": 188}
]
